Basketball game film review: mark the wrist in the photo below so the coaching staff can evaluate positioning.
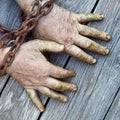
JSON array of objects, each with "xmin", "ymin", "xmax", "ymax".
[
  {"xmin": 0, "ymin": 47, "xmax": 10, "ymax": 67},
  {"xmin": 15, "ymin": 0, "xmax": 55, "ymax": 15},
  {"xmin": 15, "ymin": 0, "xmax": 42, "ymax": 14}
]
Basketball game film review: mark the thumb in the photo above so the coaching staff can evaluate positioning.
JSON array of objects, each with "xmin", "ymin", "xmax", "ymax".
[{"xmin": 34, "ymin": 40, "xmax": 65, "ymax": 53}]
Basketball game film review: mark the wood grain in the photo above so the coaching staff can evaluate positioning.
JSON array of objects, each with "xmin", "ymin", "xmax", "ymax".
[
  {"xmin": 0, "ymin": 0, "xmax": 98, "ymax": 120},
  {"xmin": 0, "ymin": 75, "xmax": 9, "ymax": 93},
  {"xmin": 40, "ymin": 0, "xmax": 120, "ymax": 120},
  {"xmin": 0, "ymin": 0, "xmax": 120, "ymax": 120},
  {"xmin": 105, "ymin": 90, "xmax": 120, "ymax": 120},
  {"xmin": 0, "ymin": 0, "xmax": 20, "ymax": 93}
]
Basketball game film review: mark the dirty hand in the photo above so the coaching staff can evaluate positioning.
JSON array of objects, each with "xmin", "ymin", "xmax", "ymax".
[
  {"xmin": 33, "ymin": 3, "xmax": 110, "ymax": 64},
  {"xmin": 6, "ymin": 40, "xmax": 77, "ymax": 112}
]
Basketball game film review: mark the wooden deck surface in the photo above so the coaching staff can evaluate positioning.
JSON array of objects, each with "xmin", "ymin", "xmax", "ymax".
[{"xmin": 0, "ymin": 0, "xmax": 120, "ymax": 120}]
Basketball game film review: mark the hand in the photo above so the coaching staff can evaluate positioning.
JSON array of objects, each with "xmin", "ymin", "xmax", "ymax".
[
  {"xmin": 5, "ymin": 40, "xmax": 77, "ymax": 112},
  {"xmin": 32, "ymin": 3, "xmax": 110, "ymax": 64}
]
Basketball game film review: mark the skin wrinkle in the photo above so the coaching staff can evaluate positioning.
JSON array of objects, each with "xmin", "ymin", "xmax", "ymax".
[
  {"xmin": 4, "ymin": 39, "xmax": 76, "ymax": 111},
  {"xmin": 4, "ymin": 0, "xmax": 110, "ymax": 111}
]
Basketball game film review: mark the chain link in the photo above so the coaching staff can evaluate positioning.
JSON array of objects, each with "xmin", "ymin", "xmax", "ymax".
[{"xmin": 0, "ymin": 0, "xmax": 54, "ymax": 76}]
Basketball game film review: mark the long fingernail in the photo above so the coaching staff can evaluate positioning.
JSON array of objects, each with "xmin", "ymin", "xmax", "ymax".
[{"xmin": 106, "ymin": 34, "xmax": 111, "ymax": 41}]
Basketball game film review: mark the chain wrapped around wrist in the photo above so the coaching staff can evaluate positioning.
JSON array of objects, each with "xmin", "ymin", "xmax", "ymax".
[{"xmin": 0, "ymin": 0, "xmax": 54, "ymax": 76}]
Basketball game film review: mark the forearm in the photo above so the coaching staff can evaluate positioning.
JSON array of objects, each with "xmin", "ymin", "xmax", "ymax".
[
  {"xmin": 15, "ymin": 0, "xmax": 42, "ymax": 14},
  {"xmin": 15, "ymin": 0, "xmax": 34, "ymax": 14},
  {"xmin": 15, "ymin": 0, "xmax": 54, "ymax": 14}
]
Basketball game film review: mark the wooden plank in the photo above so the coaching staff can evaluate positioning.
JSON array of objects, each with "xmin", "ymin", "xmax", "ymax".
[
  {"xmin": 0, "ymin": 75, "xmax": 9, "ymax": 93},
  {"xmin": 0, "ymin": 0, "xmax": 20, "ymax": 93},
  {"xmin": 0, "ymin": 0, "xmax": 98, "ymax": 120},
  {"xmin": 40, "ymin": 0, "xmax": 120, "ymax": 120},
  {"xmin": 0, "ymin": 78, "xmax": 42, "ymax": 120},
  {"xmin": 0, "ymin": 1, "xmax": 42, "ymax": 119},
  {"xmin": 105, "ymin": 90, "xmax": 120, "ymax": 120}
]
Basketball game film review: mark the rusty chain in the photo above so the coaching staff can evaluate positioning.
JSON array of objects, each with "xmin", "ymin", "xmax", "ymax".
[{"xmin": 0, "ymin": 0, "xmax": 54, "ymax": 76}]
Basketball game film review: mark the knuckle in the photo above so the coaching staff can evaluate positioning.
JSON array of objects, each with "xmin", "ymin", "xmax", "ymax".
[
  {"xmin": 76, "ymin": 49, "xmax": 82, "ymax": 57},
  {"xmin": 43, "ymin": 88, "xmax": 50, "ymax": 96},
  {"xmin": 86, "ymin": 41, "xmax": 93, "ymax": 49},
  {"xmin": 55, "ymin": 83, "xmax": 63, "ymax": 90}
]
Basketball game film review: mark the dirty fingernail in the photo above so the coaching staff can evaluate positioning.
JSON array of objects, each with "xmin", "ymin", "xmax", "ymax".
[
  {"xmin": 63, "ymin": 97, "xmax": 68, "ymax": 102},
  {"xmin": 106, "ymin": 34, "xmax": 111, "ymax": 41},
  {"xmin": 99, "ymin": 14, "xmax": 104, "ymax": 19},
  {"xmin": 92, "ymin": 58, "xmax": 97, "ymax": 64},
  {"xmin": 72, "ymin": 85, "xmax": 78, "ymax": 91},
  {"xmin": 105, "ymin": 48, "xmax": 110, "ymax": 55},
  {"xmin": 69, "ymin": 70, "xmax": 76, "ymax": 76}
]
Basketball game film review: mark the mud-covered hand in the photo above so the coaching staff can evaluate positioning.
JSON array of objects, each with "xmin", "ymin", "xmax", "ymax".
[
  {"xmin": 16, "ymin": 1, "xmax": 110, "ymax": 64},
  {"xmin": 6, "ymin": 40, "xmax": 77, "ymax": 112},
  {"xmin": 33, "ymin": 4, "xmax": 110, "ymax": 64},
  {"xmin": 16, "ymin": 0, "xmax": 111, "ymax": 64}
]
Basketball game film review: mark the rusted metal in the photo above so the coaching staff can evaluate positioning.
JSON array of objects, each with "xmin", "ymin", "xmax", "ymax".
[{"xmin": 0, "ymin": 0, "xmax": 54, "ymax": 75}]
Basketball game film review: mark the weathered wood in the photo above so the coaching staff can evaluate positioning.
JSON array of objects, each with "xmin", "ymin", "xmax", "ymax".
[
  {"xmin": 0, "ymin": 78, "xmax": 42, "ymax": 120},
  {"xmin": 40, "ymin": 0, "xmax": 120, "ymax": 120},
  {"xmin": 0, "ymin": 75, "xmax": 8, "ymax": 93},
  {"xmin": 0, "ymin": 0, "xmax": 98, "ymax": 120},
  {"xmin": 0, "ymin": 0, "xmax": 21, "ymax": 97},
  {"xmin": 0, "ymin": 0, "xmax": 20, "ymax": 93},
  {"xmin": 105, "ymin": 90, "xmax": 120, "ymax": 120}
]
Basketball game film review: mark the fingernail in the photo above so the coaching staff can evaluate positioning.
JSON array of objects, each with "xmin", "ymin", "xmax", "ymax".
[
  {"xmin": 105, "ymin": 48, "xmax": 110, "ymax": 55},
  {"xmin": 101, "ymin": 15, "xmax": 104, "ymax": 18},
  {"xmin": 99, "ymin": 14, "xmax": 104, "ymax": 19},
  {"xmin": 70, "ymin": 71, "xmax": 76, "ymax": 76},
  {"xmin": 92, "ymin": 58, "xmax": 97, "ymax": 64},
  {"xmin": 63, "ymin": 97, "xmax": 68, "ymax": 102},
  {"xmin": 40, "ymin": 108, "xmax": 45, "ymax": 112},
  {"xmin": 72, "ymin": 85, "xmax": 78, "ymax": 91},
  {"xmin": 106, "ymin": 34, "xmax": 111, "ymax": 41}
]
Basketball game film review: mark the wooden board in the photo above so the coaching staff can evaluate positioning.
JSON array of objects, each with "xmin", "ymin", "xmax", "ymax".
[
  {"xmin": 0, "ymin": 0, "xmax": 98, "ymax": 120},
  {"xmin": 0, "ymin": 0, "xmax": 120, "ymax": 120},
  {"xmin": 0, "ymin": 0, "xmax": 20, "ymax": 94},
  {"xmin": 105, "ymin": 90, "xmax": 120, "ymax": 120},
  {"xmin": 40, "ymin": 0, "xmax": 120, "ymax": 120}
]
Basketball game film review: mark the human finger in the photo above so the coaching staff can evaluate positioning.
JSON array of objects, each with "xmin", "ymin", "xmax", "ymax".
[
  {"xmin": 74, "ymin": 35, "xmax": 110, "ymax": 55},
  {"xmin": 77, "ymin": 24, "xmax": 110, "ymax": 41},
  {"xmin": 75, "ymin": 13, "xmax": 104, "ymax": 23},
  {"xmin": 65, "ymin": 45, "xmax": 96, "ymax": 64},
  {"xmin": 49, "ymin": 63, "xmax": 75, "ymax": 78},
  {"xmin": 26, "ymin": 88, "xmax": 45, "ymax": 112},
  {"xmin": 33, "ymin": 40, "xmax": 65, "ymax": 53},
  {"xmin": 43, "ymin": 77, "xmax": 77, "ymax": 92},
  {"xmin": 37, "ymin": 86, "xmax": 68, "ymax": 102}
]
